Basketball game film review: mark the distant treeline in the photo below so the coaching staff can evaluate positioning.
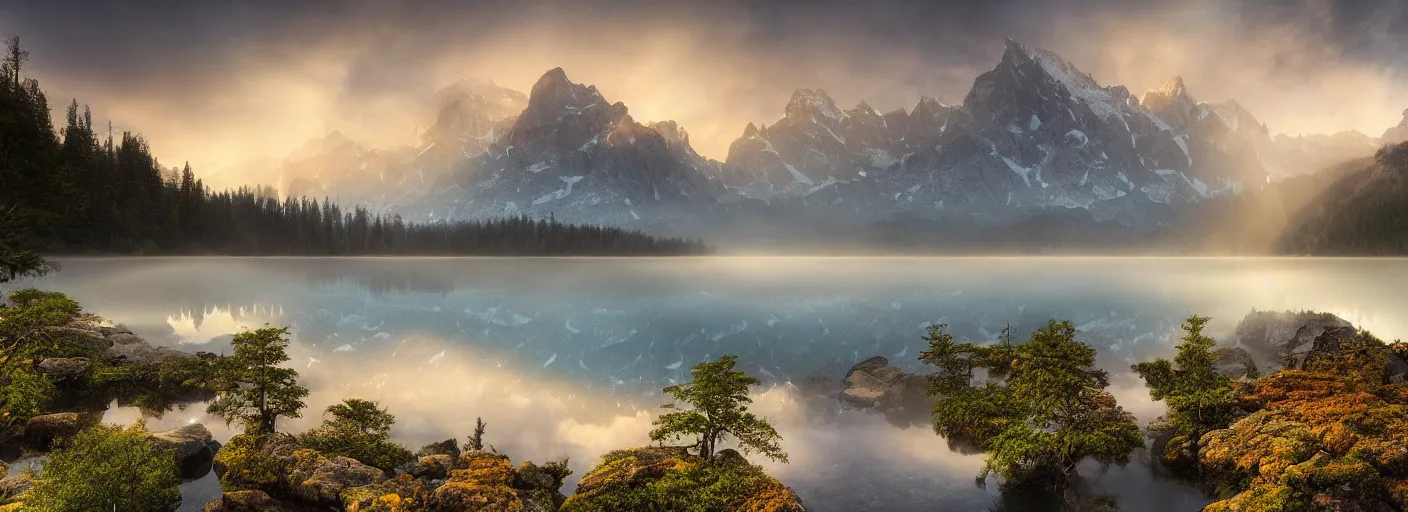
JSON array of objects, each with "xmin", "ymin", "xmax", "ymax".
[{"xmin": 0, "ymin": 37, "xmax": 707, "ymax": 256}]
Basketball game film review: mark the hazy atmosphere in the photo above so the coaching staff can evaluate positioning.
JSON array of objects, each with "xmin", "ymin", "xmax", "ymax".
[{"xmin": 3, "ymin": 0, "xmax": 1406, "ymax": 187}]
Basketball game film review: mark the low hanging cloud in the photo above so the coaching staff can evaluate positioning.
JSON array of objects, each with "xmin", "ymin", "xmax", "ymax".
[{"xmin": 1, "ymin": 0, "xmax": 1403, "ymax": 190}]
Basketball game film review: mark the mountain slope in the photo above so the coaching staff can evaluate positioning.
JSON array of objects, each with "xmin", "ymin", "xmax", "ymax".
[
  {"xmin": 717, "ymin": 40, "xmax": 1279, "ymax": 229},
  {"xmin": 409, "ymin": 68, "xmax": 724, "ymax": 225},
  {"xmin": 1277, "ymin": 142, "xmax": 1408, "ymax": 254}
]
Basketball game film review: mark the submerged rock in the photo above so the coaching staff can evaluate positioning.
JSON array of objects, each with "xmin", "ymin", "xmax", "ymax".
[{"xmin": 150, "ymin": 423, "xmax": 222, "ymax": 479}]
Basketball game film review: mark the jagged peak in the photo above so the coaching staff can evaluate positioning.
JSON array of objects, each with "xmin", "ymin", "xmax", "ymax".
[
  {"xmin": 785, "ymin": 88, "xmax": 845, "ymax": 123},
  {"xmin": 884, "ymin": 106, "xmax": 908, "ymax": 117},
  {"xmin": 915, "ymin": 96, "xmax": 947, "ymax": 110},
  {"xmin": 742, "ymin": 122, "xmax": 760, "ymax": 138},
  {"xmin": 648, "ymin": 120, "xmax": 690, "ymax": 146},
  {"xmin": 526, "ymin": 67, "xmax": 603, "ymax": 111},
  {"xmin": 1157, "ymin": 76, "xmax": 1187, "ymax": 98}
]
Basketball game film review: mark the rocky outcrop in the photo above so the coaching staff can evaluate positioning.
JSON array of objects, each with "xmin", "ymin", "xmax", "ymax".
[
  {"xmin": 563, "ymin": 446, "xmax": 805, "ymax": 512},
  {"xmin": 1210, "ymin": 346, "xmax": 1259, "ymax": 379},
  {"xmin": 416, "ymin": 438, "xmax": 460, "ymax": 459},
  {"xmin": 150, "ymin": 423, "xmax": 222, "ymax": 479},
  {"xmin": 201, "ymin": 490, "xmax": 304, "ymax": 512},
  {"xmin": 286, "ymin": 450, "xmax": 387, "ymax": 505},
  {"xmin": 394, "ymin": 454, "xmax": 454, "ymax": 480},
  {"xmin": 22, "ymin": 412, "xmax": 100, "ymax": 449},
  {"xmin": 1234, "ymin": 310, "xmax": 1353, "ymax": 371},
  {"xmin": 840, "ymin": 356, "xmax": 931, "ymax": 427}
]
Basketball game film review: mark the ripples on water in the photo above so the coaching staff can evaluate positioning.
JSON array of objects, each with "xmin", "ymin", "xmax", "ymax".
[{"xmin": 12, "ymin": 256, "xmax": 1408, "ymax": 511}]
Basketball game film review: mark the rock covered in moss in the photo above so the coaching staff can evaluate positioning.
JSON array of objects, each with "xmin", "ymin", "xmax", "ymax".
[
  {"xmin": 417, "ymin": 438, "xmax": 461, "ymax": 459},
  {"xmin": 286, "ymin": 449, "xmax": 387, "ymax": 505},
  {"xmin": 431, "ymin": 451, "xmax": 531, "ymax": 511},
  {"xmin": 22, "ymin": 412, "xmax": 100, "ymax": 449},
  {"xmin": 395, "ymin": 454, "xmax": 455, "ymax": 480},
  {"xmin": 0, "ymin": 474, "xmax": 31, "ymax": 504},
  {"xmin": 563, "ymin": 446, "xmax": 805, "ymax": 512},
  {"xmin": 201, "ymin": 490, "xmax": 304, "ymax": 512},
  {"xmin": 213, "ymin": 433, "xmax": 301, "ymax": 492},
  {"xmin": 341, "ymin": 475, "xmax": 427, "ymax": 511}
]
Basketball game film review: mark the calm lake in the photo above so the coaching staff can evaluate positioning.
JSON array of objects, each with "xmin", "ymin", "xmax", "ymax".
[{"xmin": 12, "ymin": 256, "xmax": 1408, "ymax": 511}]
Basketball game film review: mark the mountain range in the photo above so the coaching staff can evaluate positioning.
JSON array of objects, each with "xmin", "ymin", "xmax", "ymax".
[{"xmin": 272, "ymin": 39, "xmax": 1406, "ymax": 246}]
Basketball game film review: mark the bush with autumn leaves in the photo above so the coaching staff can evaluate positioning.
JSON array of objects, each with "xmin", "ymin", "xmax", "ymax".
[{"xmin": 1134, "ymin": 315, "xmax": 1408, "ymax": 511}]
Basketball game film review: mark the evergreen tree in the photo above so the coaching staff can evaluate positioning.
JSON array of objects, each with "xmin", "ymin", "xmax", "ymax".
[
  {"xmin": 1131, "ymin": 315, "xmax": 1237, "ymax": 472},
  {"xmin": 298, "ymin": 398, "xmax": 413, "ymax": 472},
  {"xmin": 207, "ymin": 326, "xmax": 309, "ymax": 434},
  {"xmin": 649, "ymin": 355, "xmax": 787, "ymax": 463},
  {"xmin": 919, "ymin": 321, "xmax": 1143, "ymax": 494}
]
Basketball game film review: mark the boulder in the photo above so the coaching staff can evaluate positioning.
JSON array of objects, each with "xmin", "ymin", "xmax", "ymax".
[
  {"xmin": 840, "ymin": 356, "xmax": 932, "ymax": 427},
  {"xmin": 23, "ymin": 412, "xmax": 99, "ymax": 449},
  {"xmin": 394, "ymin": 454, "xmax": 454, "ymax": 480},
  {"xmin": 1235, "ymin": 310, "xmax": 1352, "ymax": 370},
  {"xmin": 150, "ymin": 423, "xmax": 222, "ymax": 479},
  {"xmin": 201, "ymin": 490, "xmax": 301, "ymax": 512},
  {"xmin": 1386, "ymin": 350, "xmax": 1408, "ymax": 384},
  {"xmin": 416, "ymin": 438, "xmax": 461, "ymax": 459},
  {"xmin": 433, "ymin": 451, "xmax": 529, "ymax": 510},
  {"xmin": 0, "ymin": 474, "xmax": 31, "ymax": 501},
  {"xmin": 565, "ymin": 446, "xmax": 805, "ymax": 512},
  {"xmin": 286, "ymin": 449, "xmax": 386, "ymax": 505},
  {"xmin": 35, "ymin": 357, "xmax": 90, "ymax": 380}
]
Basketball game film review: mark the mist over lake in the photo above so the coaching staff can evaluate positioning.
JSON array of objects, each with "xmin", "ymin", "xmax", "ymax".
[{"xmin": 14, "ymin": 256, "xmax": 1408, "ymax": 511}]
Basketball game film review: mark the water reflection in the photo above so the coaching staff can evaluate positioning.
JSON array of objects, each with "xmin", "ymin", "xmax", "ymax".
[{"xmin": 16, "ymin": 256, "xmax": 1408, "ymax": 511}]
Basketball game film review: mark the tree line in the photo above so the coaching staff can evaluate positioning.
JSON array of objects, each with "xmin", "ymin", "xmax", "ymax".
[{"xmin": 0, "ymin": 36, "xmax": 708, "ymax": 258}]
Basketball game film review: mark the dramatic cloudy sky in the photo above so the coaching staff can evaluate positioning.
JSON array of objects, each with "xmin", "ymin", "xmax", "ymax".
[{"xmin": 2, "ymin": 0, "xmax": 1405, "ymax": 187}]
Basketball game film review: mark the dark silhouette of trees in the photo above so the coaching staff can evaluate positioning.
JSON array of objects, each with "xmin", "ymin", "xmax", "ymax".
[{"xmin": 0, "ymin": 36, "xmax": 708, "ymax": 257}]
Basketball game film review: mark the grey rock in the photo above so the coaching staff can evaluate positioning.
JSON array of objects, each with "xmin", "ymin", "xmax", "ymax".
[
  {"xmin": 1211, "ymin": 347, "xmax": 1259, "ymax": 379},
  {"xmin": 288, "ymin": 453, "xmax": 386, "ymax": 505},
  {"xmin": 36, "ymin": 357, "xmax": 90, "ymax": 380},
  {"xmin": 106, "ymin": 333, "xmax": 144, "ymax": 345},
  {"xmin": 841, "ymin": 356, "xmax": 932, "ymax": 427},
  {"xmin": 1234, "ymin": 310, "xmax": 1353, "ymax": 371},
  {"xmin": 150, "ymin": 423, "xmax": 222, "ymax": 479},
  {"xmin": 416, "ymin": 438, "xmax": 460, "ymax": 459},
  {"xmin": 0, "ymin": 473, "xmax": 32, "ymax": 500}
]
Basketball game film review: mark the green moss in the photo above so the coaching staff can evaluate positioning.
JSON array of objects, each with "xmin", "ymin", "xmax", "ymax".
[
  {"xmin": 213, "ymin": 433, "xmax": 296, "ymax": 492},
  {"xmin": 562, "ymin": 447, "xmax": 804, "ymax": 512}
]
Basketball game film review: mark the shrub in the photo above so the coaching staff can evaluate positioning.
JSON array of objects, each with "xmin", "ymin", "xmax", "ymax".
[{"xmin": 22, "ymin": 422, "xmax": 181, "ymax": 511}]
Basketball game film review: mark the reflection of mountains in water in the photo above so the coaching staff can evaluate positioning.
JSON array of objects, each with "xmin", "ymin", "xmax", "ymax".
[{"xmin": 278, "ymin": 280, "xmax": 1185, "ymax": 397}]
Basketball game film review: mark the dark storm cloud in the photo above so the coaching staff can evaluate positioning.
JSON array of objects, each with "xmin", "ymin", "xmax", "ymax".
[{"xmin": 1, "ymin": 0, "xmax": 1404, "ymax": 186}]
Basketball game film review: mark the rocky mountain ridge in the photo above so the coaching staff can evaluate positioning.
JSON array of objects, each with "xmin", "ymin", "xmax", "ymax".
[{"xmin": 272, "ymin": 40, "xmax": 1404, "ymax": 238}]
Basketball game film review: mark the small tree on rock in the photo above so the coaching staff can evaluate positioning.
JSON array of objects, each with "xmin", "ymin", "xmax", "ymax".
[
  {"xmin": 649, "ymin": 354, "xmax": 787, "ymax": 463},
  {"xmin": 1131, "ymin": 315, "xmax": 1236, "ymax": 471},
  {"xmin": 466, "ymin": 416, "xmax": 487, "ymax": 452},
  {"xmin": 299, "ymin": 398, "xmax": 413, "ymax": 472},
  {"xmin": 207, "ymin": 326, "xmax": 308, "ymax": 434},
  {"xmin": 919, "ymin": 320, "xmax": 1142, "ymax": 493}
]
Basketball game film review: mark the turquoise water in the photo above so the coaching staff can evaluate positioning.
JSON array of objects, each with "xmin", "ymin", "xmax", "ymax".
[{"xmin": 17, "ymin": 256, "xmax": 1408, "ymax": 511}]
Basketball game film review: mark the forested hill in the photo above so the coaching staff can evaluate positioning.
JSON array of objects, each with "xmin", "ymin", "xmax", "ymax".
[
  {"xmin": 0, "ymin": 37, "xmax": 708, "ymax": 257},
  {"xmin": 1277, "ymin": 142, "xmax": 1408, "ymax": 255}
]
